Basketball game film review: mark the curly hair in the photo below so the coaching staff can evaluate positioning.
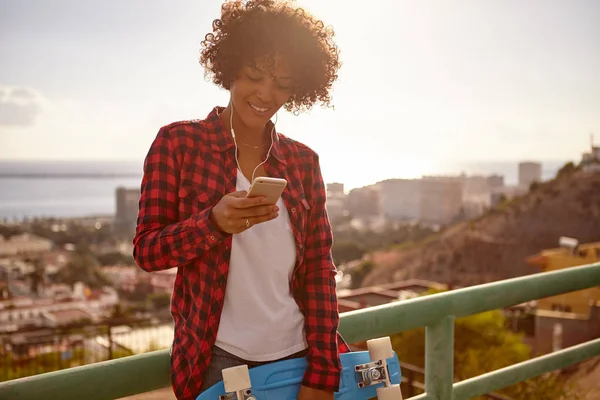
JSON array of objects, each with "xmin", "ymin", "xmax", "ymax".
[{"xmin": 199, "ymin": 0, "xmax": 341, "ymax": 113}]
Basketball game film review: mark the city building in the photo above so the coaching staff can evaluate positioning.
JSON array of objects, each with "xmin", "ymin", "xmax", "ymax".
[
  {"xmin": 459, "ymin": 175, "xmax": 489, "ymax": 197},
  {"xmin": 337, "ymin": 279, "xmax": 448, "ymax": 312},
  {"xmin": 526, "ymin": 237, "xmax": 600, "ymax": 315},
  {"xmin": 377, "ymin": 178, "xmax": 464, "ymax": 225},
  {"xmin": 0, "ymin": 234, "xmax": 54, "ymax": 257},
  {"xmin": 581, "ymin": 135, "xmax": 600, "ymax": 173},
  {"xmin": 420, "ymin": 177, "xmax": 463, "ymax": 225},
  {"xmin": 0, "ymin": 283, "xmax": 119, "ymax": 332},
  {"xmin": 518, "ymin": 161, "xmax": 542, "ymax": 188},
  {"xmin": 524, "ymin": 237, "xmax": 600, "ymax": 354},
  {"xmin": 486, "ymin": 174, "xmax": 504, "ymax": 189},
  {"xmin": 325, "ymin": 198, "xmax": 346, "ymax": 223},
  {"xmin": 325, "ymin": 182, "xmax": 348, "ymax": 223},
  {"xmin": 115, "ymin": 187, "xmax": 140, "ymax": 235},
  {"xmin": 346, "ymin": 185, "xmax": 381, "ymax": 218},
  {"xmin": 326, "ymin": 182, "xmax": 345, "ymax": 197},
  {"xmin": 377, "ymin": 179, "xmax": 421, "ymax": 222}
]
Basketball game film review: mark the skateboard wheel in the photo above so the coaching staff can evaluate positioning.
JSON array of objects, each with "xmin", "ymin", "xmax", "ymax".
[
  {"xmin": 376, "ymin": 384, "xmax": 403, "ymax": 400},
  {"xmin": 222, "ymin": 365, "xmax": 251, "ymax": 393},
  {"xmin": 367, "ymin": 337, "xmax": 394, "ymax": 361}
]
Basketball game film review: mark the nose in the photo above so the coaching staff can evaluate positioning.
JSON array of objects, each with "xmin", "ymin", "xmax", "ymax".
[{"xmin": 255, "ymin": 79, "xmax": 276, "ymax": 105}]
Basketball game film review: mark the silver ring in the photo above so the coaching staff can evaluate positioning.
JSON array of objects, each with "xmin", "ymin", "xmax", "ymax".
[{"xmin": 245, "ymin": 219, "xmax": 250, "ymax": 228}]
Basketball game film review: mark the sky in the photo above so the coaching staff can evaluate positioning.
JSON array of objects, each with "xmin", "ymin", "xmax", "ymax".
[{"xmin": 1, "ymin": 0, "xmax": 599, "ymax": 189}]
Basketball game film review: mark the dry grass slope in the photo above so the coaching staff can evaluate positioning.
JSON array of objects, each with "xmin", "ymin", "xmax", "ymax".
[{"xmin": 362, "ymin": 170, "xmax": 600, "ymax": 287}]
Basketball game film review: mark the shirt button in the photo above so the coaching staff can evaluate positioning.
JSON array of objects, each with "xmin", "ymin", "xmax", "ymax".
[
  {"xmin": 291, "ymin": 207, "xmax": 296, "ymax": 213},
  {"xmin": 299, "ymin": 244, "xmax": 303, "ymax": 249},
  {"xmin": 210, "ymin": 235, "xmax": 216, "ymax": 241}
]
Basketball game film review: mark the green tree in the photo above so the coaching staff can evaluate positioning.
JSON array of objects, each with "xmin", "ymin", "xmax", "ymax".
[
  {"xmin": 59, "ymin": 245, "xmax": 110, "ymax": 289},
  {"xmin": 0, "ymin": 225, "xmax": 23, "ymax": 239},
  {"xmin": 391, "ymin": 309, "xmax": 579, "ymax": 399},
  {"xmin": 529, "ymin": 181, "xmax": 541, "ymax": 192},
  {"xmin": 148, "ymin": 292, "xmax": 172, "ymax": 310},
  {"xmin": 97, "ymin": 251, "xmax": 135, "ymax": 266},
  {"xmin": 349, "ymin": 260, "xmax": 374, "ymax": 289},
  {"xmin": 556, "ymin": 161, "xmax": 578, "ymax": 177},
  {"xmin": 26, "ymin": 257, "xmax": 46, "ymax": 296},
  {"xmin": 332, "ymin": 240, "xmax": 365, "ymax": 265},
  {"xmin": 145, "ymin": 339, "xmax": 163, "ymax": 352}
]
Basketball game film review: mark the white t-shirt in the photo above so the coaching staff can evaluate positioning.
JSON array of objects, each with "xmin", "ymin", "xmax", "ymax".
[{"xmin": 214, "ymin": 170, "xmax": 307, "ymax": 361}]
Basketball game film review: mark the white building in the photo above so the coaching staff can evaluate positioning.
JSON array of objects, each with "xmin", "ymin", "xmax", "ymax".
[
  {"xmin": 378, "ymin": 179, "xmax": 421, "ymax": 221},
  {"xmin": 115, "ymin": 187, "xmax": 141, "ymax": 233},
  {"xmin": 377, "ymin": 178, "xmax": 463, "ymax": 225},
  {"xmin": 0, "ymin": 234, "xmax": 54, "ymax": 257},
  {"xmin": 0, "ymin": 285, "xmax": 119, "ymax": 331},
  {"xmin": 420, "ymin": 178, "xmax": 464, "ymax": 225},
  {"xmin": 581, "ymin": 136, "xmax": 600, "ymax": 173}
]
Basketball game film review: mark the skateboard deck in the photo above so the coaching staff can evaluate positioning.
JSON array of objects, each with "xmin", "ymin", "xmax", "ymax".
[{"xmin": 197, "ymin": 338, "xmax": 403, "ymax": 399}]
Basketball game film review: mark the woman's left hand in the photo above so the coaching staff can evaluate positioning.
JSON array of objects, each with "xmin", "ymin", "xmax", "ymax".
[{"xmin": 297, "ymin": 385, "xmax": 334, "ymax": 400}]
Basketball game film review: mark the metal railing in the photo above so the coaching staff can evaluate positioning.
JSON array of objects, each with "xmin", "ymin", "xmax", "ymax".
[
  {"xmin": 1, "ymin": 262, "xmax": 599, "ymax": 400},
  {"xmin": 0, "ymin": 317, "xmax": 174, "ymax": 382}
]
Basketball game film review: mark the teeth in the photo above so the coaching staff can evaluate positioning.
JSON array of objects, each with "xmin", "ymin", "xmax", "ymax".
[{"xmin": 249, "ymin": 103, "xmax": 269, "ymax": 112}]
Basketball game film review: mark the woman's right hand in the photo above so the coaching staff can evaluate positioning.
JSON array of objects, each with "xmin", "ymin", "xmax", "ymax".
[{"xmin": 209, "ymin": 191, "xmax": 279, "ymax": 234}]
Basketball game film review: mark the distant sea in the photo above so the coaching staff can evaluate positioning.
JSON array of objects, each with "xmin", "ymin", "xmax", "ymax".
[
  {"xmin": 0, "ymin": 159, "xmax": 568, "ymax": 220},
  {"xmin": 0, "ymin": 160, "xmax": 143, "ymax": 221}
]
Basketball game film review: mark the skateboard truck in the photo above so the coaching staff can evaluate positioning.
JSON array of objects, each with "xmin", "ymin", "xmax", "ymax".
[
  {"xmin": 219, "ymin": 365, "xmax": 257, "ymax": 400},
  {"xmin": 357, "ymin": 337, "xmax": 404, "ymax": 400},
  {"xmin": 354, "ymin": 359, "xmax": 389, "ymax": 388},
  {"xmin": 218, "ymin": 390, "xmax": 256, "ymax": 400}
]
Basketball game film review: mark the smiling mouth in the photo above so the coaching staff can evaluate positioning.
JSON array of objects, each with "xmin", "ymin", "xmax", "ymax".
[{"xmin": 248, "ymin": 102, "xmax": 270, "ymax": 113}]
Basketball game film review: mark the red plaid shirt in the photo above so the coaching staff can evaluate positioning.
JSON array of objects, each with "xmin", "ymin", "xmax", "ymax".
[{"xmin": 133, "ymin": 106, "xmax": 350, "ymax": 400}]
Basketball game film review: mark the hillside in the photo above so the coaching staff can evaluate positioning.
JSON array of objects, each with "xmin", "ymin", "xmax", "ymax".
[{"xmin": 362, "ymin": 169, "xmax": 600, "ymax": 287}]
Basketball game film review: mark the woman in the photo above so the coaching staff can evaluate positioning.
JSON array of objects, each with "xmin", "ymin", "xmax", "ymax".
[{"xmin": 133, "ymin": 1, "xmax": 348, "ymax": 399}]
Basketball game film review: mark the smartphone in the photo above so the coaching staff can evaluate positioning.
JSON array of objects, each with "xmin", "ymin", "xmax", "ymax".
[{"xmin": 246, "ymin": 176, "xmax": 287, "ymax": 204}]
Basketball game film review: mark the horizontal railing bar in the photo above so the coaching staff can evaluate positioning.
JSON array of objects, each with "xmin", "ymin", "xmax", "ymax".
[
  {"xmin": 339, "ymin": 262, "xmax": 600, "ymax": 343},
  {"xmin": 0, "ymin": 349, "xmax": 171, "ymax": 400},
  {"xmin": 452, "ymin": 337, "xmax": 600, "ymax": 399}
]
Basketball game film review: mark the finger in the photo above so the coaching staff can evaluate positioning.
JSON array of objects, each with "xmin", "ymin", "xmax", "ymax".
[
  {"xmin": 242, "ymin": 205, "xmax": 278, "ymax": 218},
  {"xmin": 248, "ymin": 210, "xmax": 279, "ymax": 226},
  {"xmin": 227, "ymin": 204, "xmax": 276, "ymax": 221},
  {"xmin": 231, "ymin": 195, "xmax": 266, "ymax": 208}
]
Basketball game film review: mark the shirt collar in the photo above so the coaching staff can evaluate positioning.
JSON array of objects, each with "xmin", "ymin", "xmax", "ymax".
[{"xmin": 207, "ymin": 106, "xmax": 286, "ymax": 165}]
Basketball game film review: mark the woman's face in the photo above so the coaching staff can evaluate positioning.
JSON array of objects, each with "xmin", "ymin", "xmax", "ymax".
[{"xmin": 229, "ymin": 55, "xmax": 294, "ymax": 130}]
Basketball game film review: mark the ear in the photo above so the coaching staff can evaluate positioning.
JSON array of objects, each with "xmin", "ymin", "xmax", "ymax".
[{"xmin": 224, "ymin": 74, "xmax": 237, "ymax": 91}]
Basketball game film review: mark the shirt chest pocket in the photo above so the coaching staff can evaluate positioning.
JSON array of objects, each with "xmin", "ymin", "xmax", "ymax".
[{"xmin": 177, "ymin": 185, "xmax": 215, "ymax": 220}]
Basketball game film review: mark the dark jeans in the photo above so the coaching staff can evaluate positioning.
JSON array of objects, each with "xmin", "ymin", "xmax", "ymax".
[{"xmin": 199, "ymin": 345, "xmax": 308, "ymax": 394}]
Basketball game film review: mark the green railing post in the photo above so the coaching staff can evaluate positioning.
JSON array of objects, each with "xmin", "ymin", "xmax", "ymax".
[{"xmin": 425, "ymin": 315, "xmax": 455, "ymax": 400}]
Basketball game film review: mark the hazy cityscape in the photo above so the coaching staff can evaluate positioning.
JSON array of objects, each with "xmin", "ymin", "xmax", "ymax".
[{"xmin": 1, "ymin": 139, "xmax": 599, "ymax": 398}]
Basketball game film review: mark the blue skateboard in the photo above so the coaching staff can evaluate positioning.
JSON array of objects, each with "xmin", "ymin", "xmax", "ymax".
[{"xmin": 197, "ymin": 337, "xmax": 403, "ymax": 400}]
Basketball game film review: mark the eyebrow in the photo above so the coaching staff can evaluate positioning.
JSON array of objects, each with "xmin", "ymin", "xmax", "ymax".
[{"xmin": 246, "ymin": 63, "xmax": 294, "ymax": 81}]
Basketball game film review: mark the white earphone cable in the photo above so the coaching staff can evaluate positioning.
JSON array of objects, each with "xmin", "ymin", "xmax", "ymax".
[{"xmin": 230, "ymin": 102, "xmax": 276, "ymax": 183}]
